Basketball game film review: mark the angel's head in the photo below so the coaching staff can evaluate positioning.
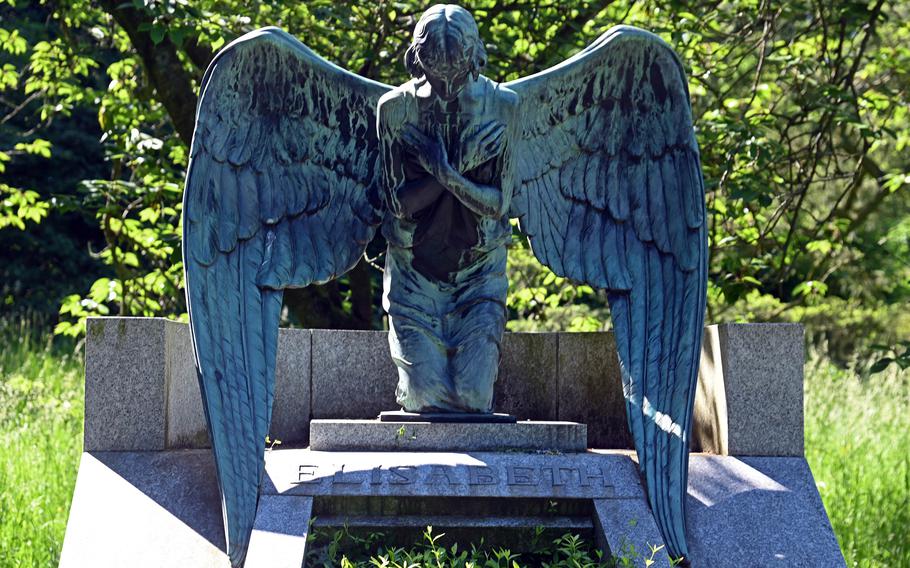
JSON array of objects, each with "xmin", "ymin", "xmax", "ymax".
[{"xmin": 405, "ymin": 4, "xmax": 487, "ymax": 101}]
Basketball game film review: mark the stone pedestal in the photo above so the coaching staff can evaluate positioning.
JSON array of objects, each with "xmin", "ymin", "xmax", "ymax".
[
  {"xmin": 61, "ymin": 319, "xmax": 844, "ymax": 568},
  {"xmin": 310, "ymin": 419, "xmax": 587, "ymax": 452}
]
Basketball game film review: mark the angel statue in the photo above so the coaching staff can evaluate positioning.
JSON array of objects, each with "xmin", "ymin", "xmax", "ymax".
[{"xmin": 183, "ymin": 4, "xmax": 706, "ymax": 566}]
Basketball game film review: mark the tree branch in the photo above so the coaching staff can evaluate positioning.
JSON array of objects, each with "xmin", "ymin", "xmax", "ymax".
[{"xmin": 99, "ymin": 0, "xmax": 198, "ymax": 146}]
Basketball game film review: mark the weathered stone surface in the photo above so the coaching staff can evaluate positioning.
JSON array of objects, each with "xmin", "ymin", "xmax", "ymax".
[
  {"xmin": 105, "ymin": 318, "xmax": 310, "ymax": 451},
  {"xmin": 693, "ymin": 326, "xmax": 727, "ymax": 455},
  {"xmin": 379, "ymin": 410, "xmax": 516, "ymax": 422},
  {"xmin": 726, "ymin": 324, "xmax": 804, "ymax": 456},
  {"xmin": 61, "ymin": 450, "xmax": 844, "ymax": 568},
  {"xmin": 85, "ymin": 318, "xmax": 806, "ymax": 456},
  {"xmin": 271, "ymin": 328, "xmax": 312, "ymax": 445},
  {"xmin": 686, "ymin": 455, "xmax": 845, "ymax": 567},
  {"xmin": 594, "ymin": 498, "xmax": 670, "ymax": 567},
  {"xmin": 59, "ymin": 451, "xmax": 227, "ymax": 567},
  {"xmin": 84, "ymin": 317, "xmax": 168, "ymax": 451},
  {"xmin": 496, "ymin": 332, "xmax": 559, "ymax": 420},
  {"xmin": 164, "ymin": 320, "xmax": 207, "ymax": 449},
  {"xmin": 693, "ymin": 324, "xmax": 804, "ymax": 456},
  {"xmin": 263, "ymin": 449, "xmax": 641, "ymax": 499},
  {"xmin": 309, "ymin": 419, "xmax": 587, "ymax": 452},
  {"xmin": 310, "ymin": 329, "xmax": 398, "ymax": 419},
  {"xmin": 556, "ymin": 332, "xmax": 631, "ymax": 449},
  {"xmin": 246, "ymin": 495, "xmax": 313, "ymax": 568}
]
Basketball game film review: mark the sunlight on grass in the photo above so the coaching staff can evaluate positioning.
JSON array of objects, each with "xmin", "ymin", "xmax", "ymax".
[
  {"xmin": 805, "ymin": 358, "xmax": 910, "ymax": 567},
  {"xmin": 0, "ymin": 323, "xmax": 83, "ymax": 567}
]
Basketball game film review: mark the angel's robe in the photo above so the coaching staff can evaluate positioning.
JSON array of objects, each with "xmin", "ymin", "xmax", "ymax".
[{"xmin": 379, "ymin": 76, "xmax": 516, "ymax": 413}]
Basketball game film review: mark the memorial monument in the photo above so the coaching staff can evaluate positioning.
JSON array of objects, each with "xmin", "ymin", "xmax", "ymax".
[{"xmin": 182, "ymin": 4, "xmax": 706, "ymax": 566}]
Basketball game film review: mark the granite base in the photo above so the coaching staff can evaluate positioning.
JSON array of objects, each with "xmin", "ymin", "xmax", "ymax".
[{"xmin": 60, "ymin": 450, "xmax": 844, "ymax": 568}]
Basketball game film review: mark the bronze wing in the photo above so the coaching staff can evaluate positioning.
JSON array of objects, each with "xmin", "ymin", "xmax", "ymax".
[
  {"xmin": 183, "ymin": 27, "xmax": 391, "ymax": 566},
  {"xmin": 505, "ymin": 26, "xmax": 707, "ymax": 560}
]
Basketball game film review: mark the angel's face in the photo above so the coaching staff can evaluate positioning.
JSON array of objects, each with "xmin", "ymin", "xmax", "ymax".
[
  {"xmin": 418, "ymin": 39, "xmax": 474, "ymax": 102},
  {"xmin": 422, "ymin": 64, "xmax": 471, "ymax": 102}
]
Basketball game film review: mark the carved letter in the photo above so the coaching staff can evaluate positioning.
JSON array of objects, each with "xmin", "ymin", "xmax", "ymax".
[
  {"xmin": 543, "ymin": 466, "xmax": 578, "ymax": 487},
  {"xmin": 506, "ymin": 466, "xmax": 537, "ymax": 486},
  {"xmin": 332, "ymin": 464, "xmax": 365, "ymax": 485},
  {"xmin": 425, "ymin": 465, "xmax": 460, "ymax": 485},
  {"xmin": 295, "ymin": 464, "xmax": 319, "ymax": 484},
  {"xmin": 389, "ymin": 466, "xmax": 418, "ymax": 485},
  {"xmin": 468, "ymin": 466, "xmax": 497, "ymax": 485},
  {"xmin": 580, "ymin": 466, "xmax": 608, "ymax": 487}
]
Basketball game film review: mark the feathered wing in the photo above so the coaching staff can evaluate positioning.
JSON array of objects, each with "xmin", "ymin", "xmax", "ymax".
[
  {"xmin": 505, "ymin": 26, "xmax": 707, "ymax": 560},
  {"xmin": 182, "ymin": 27, "xmax": 390, "ymax": 566}
]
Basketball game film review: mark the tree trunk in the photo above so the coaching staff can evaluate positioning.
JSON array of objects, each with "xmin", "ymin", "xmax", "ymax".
[{"xmin": 99, "ymin": 3, "xmax": 379, "ymax": 329}]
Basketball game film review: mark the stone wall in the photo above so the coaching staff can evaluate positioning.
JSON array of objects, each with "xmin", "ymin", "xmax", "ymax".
[{"xmin": 83, "ymin": 318, "xmax": 803, "ymax": 455}]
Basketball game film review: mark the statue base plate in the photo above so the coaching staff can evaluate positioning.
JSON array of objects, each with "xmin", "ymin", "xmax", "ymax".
[
  {"xmin": 309, "ymin": 419, "xmax": 586, "ymax": 452},
  {"xmin": 378, "ymin": 411, "xmax": 517, "ymax": 423}
]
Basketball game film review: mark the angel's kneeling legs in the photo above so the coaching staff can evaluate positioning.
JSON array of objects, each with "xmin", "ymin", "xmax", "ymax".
[
  {"xmin": 388, "ymin": 317, "xmax": 461, "ymax": 412},
  {"xmin": 448, "ymin": 300, "xmax": 506, "ymax": 413}
]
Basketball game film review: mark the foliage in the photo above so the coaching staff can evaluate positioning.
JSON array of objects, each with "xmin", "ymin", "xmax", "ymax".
[
  {"xmin": 805, "ymin": 354, "xmax": 910, "ymax": 566},
  {"xmin": 0, "ymin": 1, "xmax": 906, "ymax": 361},
  {"xmin": 506, "ymin": 228, "xmax": 608, "ymax": 332},
  {"xmin": 305, "ymin": 524, "xmax": 671, "ymax": 567}
]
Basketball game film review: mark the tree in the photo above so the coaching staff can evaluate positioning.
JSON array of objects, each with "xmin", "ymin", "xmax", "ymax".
[{"xmin": 1, "ymin": 0, "xmax": 907, "ymax": 364}]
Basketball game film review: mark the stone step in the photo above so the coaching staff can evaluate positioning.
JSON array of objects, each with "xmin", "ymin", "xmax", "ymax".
[
  {"xmin": 308, "ymin": 419, "xmax": 587, "ymax": 452},
  {"xmin": 311, "ymin": 514, "xmax": 593, "ymax": 530}
]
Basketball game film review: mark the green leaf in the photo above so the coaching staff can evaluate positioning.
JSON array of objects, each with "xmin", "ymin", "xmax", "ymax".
[
  {"xmin": 150, "ymin": 25, "xmax": 166, "ymax": 45},
  {"xmin": 869, "ymin": 358, "xmax": 893, "ymax": 374}
]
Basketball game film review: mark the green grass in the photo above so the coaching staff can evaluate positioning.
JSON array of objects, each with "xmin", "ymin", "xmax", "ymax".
[
  {"xmin": 0, "ymin": 323, "xmax": 83, "ymax": 567},
  {"xmin": 805, "ymin": 359, "xmax": 910, "ymax": 567},
  {"xmin": 0, "ymin": 325, "xmax": 907, "ymax": 566}
]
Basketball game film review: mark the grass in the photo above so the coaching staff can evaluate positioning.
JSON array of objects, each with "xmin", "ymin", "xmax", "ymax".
[
  {"xmin": 805, "ymin": 358, "xmax": 910, "ymax": 567},
  {"xmin": 0, "ymin": 323, "xmax": 907, "ymax": 566},
  {"xmin": 0, "ymin": 322, "xmax": 83, "ymax": 567}
]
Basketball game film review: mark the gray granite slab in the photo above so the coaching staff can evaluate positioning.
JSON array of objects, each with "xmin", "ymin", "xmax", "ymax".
[
  {"xmin": 271, "ymin": 328, "xmax": 312, "ymax": 445},
  {"xmin": 85, "ymin": 318, "xmax": 807, "ymax": 457},
  {"xmin": 246, "ymin": 495, "xmax": 313, "ymax": 568},
  {"xmin": 59, "ymin": 450, "xmax": 227, "ymax": 567},
  {"xmin": 84, "ymin": 317, "xmax": 168, "ymax": 451},
  {"xmin": 594, "ymin": 498, "xmax": 671, "ymax": 567},
  {"xmin": 60, "ymin": 450, "xmax": 844, "ymax": 568},
  {"xmin": 310, "ymin": 329, "xmax": 399, "ymax": 419},
  {"xmin": 164, "ymin": 320, "xmax": 207, "ymax": 449},
  {"xmin": 693, "ymin": 324, "xmax": 804, "ymax": 456},
  {"xmin": 686, "ymin": 454, "xmax": 845, "ymax": 567},
  {"xmin": 165, "ymin": 326, "xmax": 314, "ymax": 449},
  {"xmin": 692, "ymin": 326, "xmax": 728, "ymax": 455},
  {"xmin": 496, "ymin": 332, "xmax": 559, "ymax": 420},
  {"xmin": 379, "ymin": 410, "xmax": 516, "ymax": 422},
  {"xmin": 309, "ymin": 419, "xmax": 587, "ymax": 452},
  {"xmin": 263, "ymin": 449, "xmax": 643, "ymax": 499},
  {"xmin": 556, "ymin": 332, "xmax": 631, "ymax": 449}
]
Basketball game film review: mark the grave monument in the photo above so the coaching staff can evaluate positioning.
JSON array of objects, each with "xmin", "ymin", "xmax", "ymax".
[
  {"xmin": 184, "ymin": 5, "xmax": 704, "ymax": 565},
  {"xmin": 59, "ymin": 5, "xmax": 846, "ymax": 568}
]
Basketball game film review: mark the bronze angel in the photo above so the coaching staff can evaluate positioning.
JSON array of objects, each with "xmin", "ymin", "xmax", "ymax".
[{"xmin": 183, "ymin": 4, "xmax": 707, "ymax": 566}]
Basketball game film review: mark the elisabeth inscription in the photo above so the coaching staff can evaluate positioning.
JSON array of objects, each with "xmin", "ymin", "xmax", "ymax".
[{"xmin": 280, "ymin": 460, "xmax": 624, "ymax": 500}]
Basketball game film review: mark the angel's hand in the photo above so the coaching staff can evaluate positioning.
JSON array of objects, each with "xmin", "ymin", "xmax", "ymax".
[
  {"xmin": 401, "ymin": 124, "xmax": 454, "ymax": 183},
  {"xmin": 455, "ymin": 121, "xmax": 506, "ymax": 173}
]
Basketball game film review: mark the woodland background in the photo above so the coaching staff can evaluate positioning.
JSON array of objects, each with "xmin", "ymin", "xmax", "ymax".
[
  {"xmin": 0, "ymin": 0, "xmax": 910, "ymax": 566},
  {"xmin": 1, "ymin": 0, "xmax": 907, "ymax": 367}
]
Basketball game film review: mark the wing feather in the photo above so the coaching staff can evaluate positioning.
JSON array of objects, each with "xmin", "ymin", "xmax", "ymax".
[
  {"xmin": 506, "ymin": 26, "xmax": 707, "ymax": 560},
  {"xmin": 626, "ymin": 158, "xmax": 653, "ymax": 242},
  {"xmin": 183, "ymin": 26, "xmax": 391, "ymax": 567},
  {"xmin": 647, "ymin": 158, "xmax": 670, "ymax": 252}
]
